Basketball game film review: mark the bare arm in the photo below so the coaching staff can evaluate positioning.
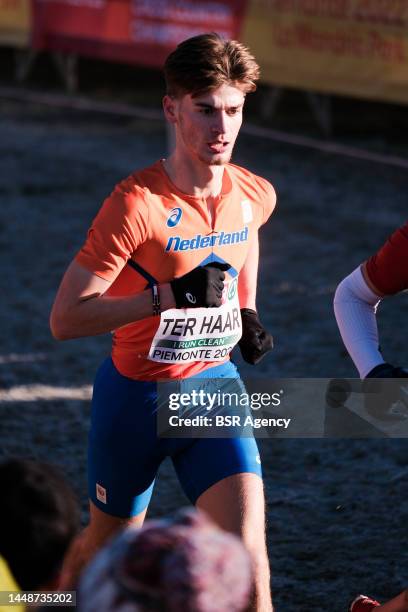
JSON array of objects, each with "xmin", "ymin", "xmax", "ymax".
[
  {"xmin": 237, "ymin": 231, "xmax": 273, "ymax": 364},
  {"xmin": 376, "ymin": 589, "xmax": 408, "ymax": 612},
  {"xmin": 50, "ymin": 260, "xmax": 176, "ymax": 340},
  {"xmin": 238, "ymin": 231, "xmax": 259, "ymax": 310}
]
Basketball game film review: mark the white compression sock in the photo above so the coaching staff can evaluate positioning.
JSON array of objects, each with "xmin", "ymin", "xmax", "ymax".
[{"xmin": 334, "ymin": 266, "xmax": 385, "ymax": 378}]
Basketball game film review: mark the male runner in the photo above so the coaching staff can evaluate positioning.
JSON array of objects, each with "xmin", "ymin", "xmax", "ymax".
[
  {"xmin": 334, "ymin": 222, "xmax": 408, "ymax": 380},
  {"xmin": 334, "ymin": 224, "xmax": 408, "ymax": 610},
  {"xmin": 51, "ymin": 33, "xmax": 275, "ymax": 610}
]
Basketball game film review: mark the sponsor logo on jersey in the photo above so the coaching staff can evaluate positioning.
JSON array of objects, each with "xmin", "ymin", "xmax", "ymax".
[
  {"xmin": 167, "ymin": 207, "xmax": 183, "ymax": 228},
  {"xmin": 228, "ymin": 277, "xmax": 238, "ymax": 300},
  {"xmin": 241, "ymin": 199, "xmax": 253, "ymax": 223},
  {"xmin": 165, "ymin": 227, "xmax": 249, "ymax": 252},
  {"xmin": 96, "ymin": 483, "xmax": 107, "ymax": 504}
]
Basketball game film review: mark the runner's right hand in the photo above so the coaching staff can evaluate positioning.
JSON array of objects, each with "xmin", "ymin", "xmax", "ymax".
[
  {"xmin": 170, "ymin": 262, "xmax": 230, "ymax": 308},
  {"xmin": 363, "ymin": 362, "xmax": 408, "ymax": 420}
]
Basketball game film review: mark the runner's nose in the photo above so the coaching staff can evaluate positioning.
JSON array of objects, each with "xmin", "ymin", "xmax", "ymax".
[{"xmin": 211, "ymin": 110, "xmax": 228, "ymax": 136}]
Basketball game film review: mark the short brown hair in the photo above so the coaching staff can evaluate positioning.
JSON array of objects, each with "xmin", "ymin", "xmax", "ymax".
[
  {"xmin": 164, "ymin": 32, "xmax": 260, "ymax": 98},
  {"xmin": 0, "ymin": 458, "xmax": 80, "ymax": 590}
]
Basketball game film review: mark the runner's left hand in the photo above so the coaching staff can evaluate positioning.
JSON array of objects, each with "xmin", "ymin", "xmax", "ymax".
[{"xmin": 238, "ymin": 309, "xmax": 273, "ymax": 365}]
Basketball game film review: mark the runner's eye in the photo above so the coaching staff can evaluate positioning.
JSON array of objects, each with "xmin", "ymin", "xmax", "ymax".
[{"xmin": 200, "ymin": 108, "xmax": 214, "ymax": 116}]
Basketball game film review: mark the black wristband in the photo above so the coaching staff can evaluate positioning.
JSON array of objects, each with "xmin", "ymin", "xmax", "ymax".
[{"xmin": 151, "ymin": 284, "xmax": 161, "ymax": 316}]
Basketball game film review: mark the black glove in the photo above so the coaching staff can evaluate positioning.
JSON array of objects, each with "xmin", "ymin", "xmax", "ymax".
[
  {"xmin": 170, "ymin": 262, "xmax": 230, "ymax": 308},
  {"xmin": 363, "ymin": 362, "xmax": 408, "ymax": 421},
  {"xmin": 325, "ymin": 379, "xmax": 352, "ymax": 408},
  {"xmin": 238, "ymin": 308, "xmax": 273, "ymax": 365},
  {"xmin": 365, "ymin": 363, "xmax": 408, "ymax": 379}
]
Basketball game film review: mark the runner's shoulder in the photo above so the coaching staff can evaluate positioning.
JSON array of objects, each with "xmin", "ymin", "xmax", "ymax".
[
  {"xmin": 112, "ymin": 168, "xmax": 154, "ymax": 200},
  {"xmin": 227, "ymin": 163, "xmax": 276, "ymax": 198},
  {"xmin": 227, "ymin": 163, "xmax": 277, "ymax": 223},
  {"xmin": 105, "ymin": 161, "xmax": 164, "ymax": 214}
]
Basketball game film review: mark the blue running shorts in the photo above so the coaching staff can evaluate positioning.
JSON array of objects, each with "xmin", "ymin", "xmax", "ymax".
[{"xmin": 88, "ymin": 358, "xmax": 262, "ymax": 517}]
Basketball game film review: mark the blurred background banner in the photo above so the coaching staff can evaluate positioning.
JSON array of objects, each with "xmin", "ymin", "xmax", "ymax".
[
  {"xmin": 242, "ymin": 0, "xmax": 408, "ymax": 104},
  {"xmin": 9, "ymin": 0, "xmax": 408, "ymax": 104},
  {"xmin": 31, "ymin": 0, "xmax": 247, "ymax": 67},
  {"xmin": 0, "ymin": 0, "xmax": 31, "ymax": 47}
]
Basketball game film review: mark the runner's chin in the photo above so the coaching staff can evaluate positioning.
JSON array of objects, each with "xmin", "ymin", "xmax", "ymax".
[{"xmin": 199, "ymin": 151, "xmax": 232, "ymax": 166}]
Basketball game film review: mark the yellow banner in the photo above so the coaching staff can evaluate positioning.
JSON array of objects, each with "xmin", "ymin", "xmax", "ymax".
[
  {"xmin": 0, "ymin": 0, "xmax": 30, "ymax": 47},
  {"xmin": 242, "ymin": 0, "xmax": 408, "ymax": 104}
]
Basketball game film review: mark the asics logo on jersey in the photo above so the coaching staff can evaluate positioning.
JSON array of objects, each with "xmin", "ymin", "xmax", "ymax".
[
  {"xmin": 165, "ymin": 227, "xmax": 248, "ymax": 252},
  {"xmin": 167, "ymin": 207, "xmax": 183, "ymax": 228}
]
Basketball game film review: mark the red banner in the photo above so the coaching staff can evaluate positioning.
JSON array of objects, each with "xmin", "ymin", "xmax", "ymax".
[{"xmin": 32, "ymin": 0, "xmax": 247, "ymax": 67}]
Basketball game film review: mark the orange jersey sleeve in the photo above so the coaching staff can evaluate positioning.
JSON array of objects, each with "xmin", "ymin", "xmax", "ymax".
[
  {"xmin": 258, "ymin": 176, "xmax": 277, "ymax": 226},
  {"xmin": 75, "ymin": 177, "xmax": 149, "ymax": 282},
  {"xmin": 365, "ymin": 222, "xmax": 408, "ymax": 295},
  {"xmin": 227, "ymin": 164, "xmax": 276, "ymax": 228}
]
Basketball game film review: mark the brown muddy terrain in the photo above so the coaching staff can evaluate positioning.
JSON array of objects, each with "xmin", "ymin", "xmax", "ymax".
[{"xmin": 0, "ymin": 95, "xmax": 407, "ymax": 611}]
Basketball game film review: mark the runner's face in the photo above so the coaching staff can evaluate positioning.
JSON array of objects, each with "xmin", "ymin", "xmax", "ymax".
[{"xmin": 174, "ymin": 84, "xmax": 245, "ymax": 166}]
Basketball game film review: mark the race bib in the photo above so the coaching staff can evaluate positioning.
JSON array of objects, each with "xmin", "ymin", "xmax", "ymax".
[{"xmin": 148, "ymin": 277, "xmax": 242, "ymax": 363}]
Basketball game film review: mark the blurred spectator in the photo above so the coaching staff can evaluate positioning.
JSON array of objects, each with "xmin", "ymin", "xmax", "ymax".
[
  {"xmin": 0, "ymin": 458, "xmax": 80, "ymax": 591},
  {"xmin": 0, "ymin": 555, "xmax": 24, "ymax": 612},
  {"xmin": 78, "ymin": 508, "xmax": 253, "ymax": 612}
]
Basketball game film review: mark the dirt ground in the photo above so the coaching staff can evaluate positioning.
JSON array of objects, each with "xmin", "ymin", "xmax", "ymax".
[{"xmin": 0, "ymin": 95, "xmax": 407, "ymax": 611}]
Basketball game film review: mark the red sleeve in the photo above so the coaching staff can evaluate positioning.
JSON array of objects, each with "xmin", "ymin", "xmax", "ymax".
[
  {"xmin": 365, "ymin": 222, "xmax": 408, "ymax": 295},
  {"xmin": 75, "ymin": 182, "xmax": 149, "ymax": 283}
]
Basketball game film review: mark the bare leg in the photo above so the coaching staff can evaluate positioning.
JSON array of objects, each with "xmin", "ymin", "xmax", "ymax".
[
  {"xmin": 59, "ymin": 500, "xmax": 147, "ymax": 588},
  {"xmin": 196, "ymin": 473, "xmax": 272, "ymax": 612},
  {"xmin": 378, "ymin": 590, "xmax": 408, "ymax": 612}
]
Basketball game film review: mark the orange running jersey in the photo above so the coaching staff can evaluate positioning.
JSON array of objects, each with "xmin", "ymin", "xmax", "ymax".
[
  {"xmin": 75, "ymin": 160, "xmax": 276, "ymax": 380},
  {"xmin": 365, "ymin": 221, "xmax": 408, "ymax": 296}
]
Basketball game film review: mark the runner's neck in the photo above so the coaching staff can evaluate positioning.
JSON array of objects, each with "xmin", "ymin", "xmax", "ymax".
[{"xmin": 162, "ymin": 155, "xmax": 225, "ymax": 201}]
